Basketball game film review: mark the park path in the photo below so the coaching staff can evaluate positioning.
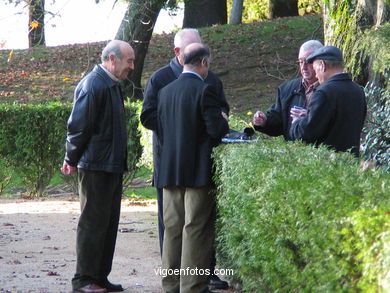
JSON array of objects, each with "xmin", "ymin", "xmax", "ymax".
[{"xmin": 0, "ymin": 198, "xmax": 162, "ymax": 292}]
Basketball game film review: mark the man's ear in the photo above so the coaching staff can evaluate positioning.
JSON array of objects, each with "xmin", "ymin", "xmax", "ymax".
[
  {"xmin": 321, "ymin": 60, "xmax": 326, "ymax": 72},
  {"xmin": 109, "ymin": 54, "xmax": 116, "ymax": 63},
  {"xmin": 174, "ymin": 47, "xmax": 180, "ymax": 57}
]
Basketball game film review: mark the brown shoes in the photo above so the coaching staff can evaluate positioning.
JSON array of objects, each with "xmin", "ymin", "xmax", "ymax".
[{"xmin": 74, "ymin": 284, "xmax": 107, "ymax": 293}]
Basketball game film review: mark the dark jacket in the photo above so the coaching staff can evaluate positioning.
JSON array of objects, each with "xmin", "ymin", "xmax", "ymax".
[
  {"xmin": 156, "ymin": 73, "xmax": 229, "ymax": 188},
  {"xmin": 254, "ymin": 78, "xmax": 306, "ymax": 140},
  {"xmin": 141, "ymin": 57, "xmax": 229, "ymax": 184},
  {"xmin": 289, "ymin": 73, "xmax": 367, "ymax": 156},
  {"xmin": 141, "ymin": 57, "xmax": 229, "ymax": 130},
  {"xmin": 65, "ymin": 65, "xmax": 128, "ymax": 173}
]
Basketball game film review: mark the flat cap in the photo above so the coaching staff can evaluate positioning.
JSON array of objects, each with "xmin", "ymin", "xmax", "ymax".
[{"xmin": 306, "ymin": 46, "xmax": 343, "ymax": 63}]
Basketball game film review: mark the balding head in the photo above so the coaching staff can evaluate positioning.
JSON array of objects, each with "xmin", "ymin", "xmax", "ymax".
[
  {"xmin": 101, "ymin": 40, "xmax": 135, "ymax": 80},
  {"xmin": 182, "ymin": 43, "xmax": 210, "ymax": 79},
  {"xmin": 101, "ymin": 40, "xmax": 132, "ymax": 63},
  {"xmin": 183, "ymin": 43, "xmax": 210, "ymax": 66}
]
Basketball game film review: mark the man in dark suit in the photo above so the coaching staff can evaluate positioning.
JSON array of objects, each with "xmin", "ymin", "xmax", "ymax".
[
  {"xmin": 289, "ymin": 46, "xmax": 367, "ymax": 156},
  {"xmin": 141, "ymin": 28, "xmax": 229, "ymax": 290},
  {"xmin": 157, "ymin": 43, "xmax": 229, "ymax": 293}
]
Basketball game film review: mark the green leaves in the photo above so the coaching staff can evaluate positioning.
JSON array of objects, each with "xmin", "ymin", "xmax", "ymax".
[
  {"xmin": 0, "ymin": 102, "xmax": 142, "ymax": 196},
  {"xmin": 213, "ymin": 139, "xmax": 390, "ymax": 292}
]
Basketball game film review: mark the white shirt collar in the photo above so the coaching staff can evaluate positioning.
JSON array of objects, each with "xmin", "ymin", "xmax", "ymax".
[
  {"xmin": 182, "ymin": 70, "xmax": 204, "ymax": 81},
  {"xmin": 99, "ymin": 64, "xmax": 119, "ymax": 82}
]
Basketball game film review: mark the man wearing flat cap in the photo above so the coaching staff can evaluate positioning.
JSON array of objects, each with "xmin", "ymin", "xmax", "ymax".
[{"xmin": 289, "ymin": 46, "xmax": 367, "ymax": 156}]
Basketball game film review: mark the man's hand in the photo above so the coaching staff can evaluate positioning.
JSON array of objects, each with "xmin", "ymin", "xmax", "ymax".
[
  {"xmin": 61, "ymin": 161, "xmax": 77, "ymax": 175},
  {"xmin": 253, "ymin": 111, "xmax": 267, "ymax": 127},
  {"xmin": 290, "ymin": 107, "xmax": 307, "ymax": 124},
  {"xmin": 221, "ymin": 111, "xmax": 229, "ymax": 121}
]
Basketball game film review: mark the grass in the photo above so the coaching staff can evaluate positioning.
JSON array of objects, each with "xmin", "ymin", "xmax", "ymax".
[{"xmin": 0, "ymin": 14, "xmax": 324, "ymax": 199}]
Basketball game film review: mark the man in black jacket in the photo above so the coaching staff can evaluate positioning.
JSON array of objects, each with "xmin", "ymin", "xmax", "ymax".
[
  {"xmin": 252, "ymin": 40, "xmax": 323, "ymax": 139},
  {"xmin": 141, "ymin": 28, "xmax": 229, "ymax": 290},
  {"xmin": 61, "ymin": 40, "xmax": 135, "ymax": 293},
  {"xmin": 157, "ymin": 43, "xmax": 229, "ymax": 293},
  {"xmin": 289, "ymin": 46, "xmax": 367, "ymax": 156}
]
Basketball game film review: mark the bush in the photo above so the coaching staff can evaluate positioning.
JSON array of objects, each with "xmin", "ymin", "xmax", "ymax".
[
  {"xmin": 0, "ymin": 102, "xmax": 70, "ymax": 196},
  {"xmin": 0, "ymin": 102, "xmax": 142, "ymax": 196},
  {"xmin": 213, "ymin": 138, "xmax": 390, "ymax": 292},
  {"xmin": 362, "ymin": 75, "xmax": 390, "ymax": 172}
]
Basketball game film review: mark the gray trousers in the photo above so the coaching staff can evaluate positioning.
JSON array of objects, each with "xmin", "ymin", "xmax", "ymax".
[
  {"xmin": 162, "ymin": 186, "xmax": 215, "ymax": 293},
  {"xmin": 72, "ymin": 169, "xmax": 123, "ymax": 289}
]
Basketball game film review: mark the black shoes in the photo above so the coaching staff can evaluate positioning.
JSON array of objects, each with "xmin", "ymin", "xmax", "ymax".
[
  {"xmin": 208, "ymin": 275, "xmax": 229, "ymax": 290},
  {"xmin": 98, "ymin": 280, "xmax": 124, "ymax": 292}
]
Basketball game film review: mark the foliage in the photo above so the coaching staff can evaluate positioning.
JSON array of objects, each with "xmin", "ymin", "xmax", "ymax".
[
  {"xmin": 213, "ymin": 139, "xmax": 390, "ymax": 292},
  {"xmin": 123, "ymin": 101, "xmax": 143, "ymax": 186},
  {"xmin": 358, "ymin": 23, "xmax": 390, "ymax": 82},
  {"xmin": 0, "ymin": 157, "xmax": 14, "ymax": 194},
  {"xmin": 338, "ymin": 208, "xmax": 390, "ymax": 292},
  {"xmin": 361, "ymin": 76, "xmax": 390, "ymax": 172},
  {"xmin": 226, "ymin": 0, "xmax": 320, "ymax": 22},
  {"xmin": 0, "ymin": 102, "xmax": 142, "ymax": 196},
  {"xmin": 0, "ymin": 102, "xmax": 70, "ymax": 196},
  {"xmin": 323, "ymin": 0, "xmax": 390, "ymax": 87}
]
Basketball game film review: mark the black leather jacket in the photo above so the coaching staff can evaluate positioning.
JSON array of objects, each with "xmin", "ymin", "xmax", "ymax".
[
  {"xmin": 254, "ymin": 78, "xmax": 306, "ymax": 140},
  {"xmin": 65, "ymin": 65, "xmax": 128, "ymax": 173}
]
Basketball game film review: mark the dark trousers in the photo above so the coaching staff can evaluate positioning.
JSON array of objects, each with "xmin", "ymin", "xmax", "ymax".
[
  {"xmin": 157, "ymin": 187, "xmax": 217, "ymax": 273},
  {"xmin": 72, "ymin": 169, "xmax": 123, "ymax": 289},
  {"xmin": 157, "ymin": 187, "xmax": 165, "ymax": 256}
]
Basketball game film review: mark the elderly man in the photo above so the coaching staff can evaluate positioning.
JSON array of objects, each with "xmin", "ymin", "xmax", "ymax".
[
  {"xmin": 157, "ymin": 43, "xmax": 229, "ymax": 293},
  {"xmin": 289, "ymin": 46, "xmax": 367, "ymax": 156},
  {"xmin": 61, "ymin": 40, "xmax": 135, "ymax": 293},
  {"xmin": 253, "ymin": 39, "xmax": 323, "ymax": 139},
  {"xmin": 141, "ymin": 28, "xmax": 229, "ymax": 290}
]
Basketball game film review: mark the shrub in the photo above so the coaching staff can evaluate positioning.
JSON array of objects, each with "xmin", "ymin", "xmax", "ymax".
[
  {"xmin": 0, "ymin": 102, "xmax": 70, "ymax": 196},
  {"xmin": 123, "ymin": 101, "xmax": 143, "ymax": 186},
  {"xmin": 362, "ymin": 75, "xmax": 390, "ymax": 172},
  {"xmin": 0, "ymin": 102, "xmax": 142, "ymax": 196},
  {"xmin": 213, "ymin": 138, "xmax": 390, "ymax": 292},
  {"xmin": 0, "ymin": 157, "xmax": 13, "ymax": 194}
]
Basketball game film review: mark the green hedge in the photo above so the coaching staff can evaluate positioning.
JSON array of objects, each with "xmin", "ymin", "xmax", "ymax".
[
  {"xmin": 0, "ymin": 102, "xmax": 141, "ymax": 196},
  {"xmin": 213, "ymin": 138, "xmax": 390, "ymax": 292}
]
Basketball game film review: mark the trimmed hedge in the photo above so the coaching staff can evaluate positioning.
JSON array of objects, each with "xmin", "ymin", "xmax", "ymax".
[
  {"xmin": 0, "ymin": 102, "xmax": 141, "ymax": 196},
  {"xmin": 213, "ymin": 138, "xmax": 390, "ymax": 292}
]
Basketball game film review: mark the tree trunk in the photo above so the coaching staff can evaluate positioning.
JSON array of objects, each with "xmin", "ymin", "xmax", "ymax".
[
  {"xmin": 28, "ymin": 0, "xmax": 45, "ymax": 47},
  {"xmin": 229, "ymin": 0, "xmax": 244, "ymax": 24},
  {"xmin": 357, "ymin": 0, "xmax": 390, "ymax": 27},
  {"xmin": 115, "ymin": 0, "xmax": 163, "ymax": 100},
  {"xmin": 268, "ymin": 0, "xmax": 298, "ymax": 19},
  {"xmin": 323, "ymin": 0, "xmax": 389, "ymax": 85},
  {"xmin": 183, "ymin": 0, "xmax": 227, "ymax": 28}
]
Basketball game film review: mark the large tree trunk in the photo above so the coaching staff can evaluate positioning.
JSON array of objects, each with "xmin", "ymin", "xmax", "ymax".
[
  {"xmin": 28, "ymin": 0, "xmax": 45, "ymax": 47},
  {"xmin": 323, "ymin": 0, "xmax": 389, "ymax": 85},
  {"xmin": 183, "ymin": 0, "xmax": 227, "ymax": 28},
  {"xmin": 268, "ymin": 0, "xmax": 298, "ymax": 19},
  {"xmin": 357, "ymin": 0, "xmax": 390, "ymax": 27},
  {"xmin": 115, "ymin": 0, "xmax": 163, "ymax": 100},
  {"xmin": 229, "ymin": 0, "xmax": 244, "ymax": 24}
]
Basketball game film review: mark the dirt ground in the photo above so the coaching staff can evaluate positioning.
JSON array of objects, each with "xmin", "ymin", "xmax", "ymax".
[
  {"xmin": 0, "ymin": 196, "xmax": 163, "ymax": 293},
  {"xmin": 0, "ymin": 196, "xmax": 232, "ymax": 293}
]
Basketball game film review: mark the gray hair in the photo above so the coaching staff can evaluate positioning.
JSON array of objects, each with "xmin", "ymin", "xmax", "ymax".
[
  {"xmin": 174, "ymin": 28, "xmax": 202, "ymax": 49},
  {"xmin": 101, "ymin": 40, "xmax": 124, "ymax": 62},
  {"xmin": 323, "ymin": 59, "xmax": 345, "ymax": 70},
  {"xmin": 299, "ymin": 40, "xmax": 323, "ymax": 54}
]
